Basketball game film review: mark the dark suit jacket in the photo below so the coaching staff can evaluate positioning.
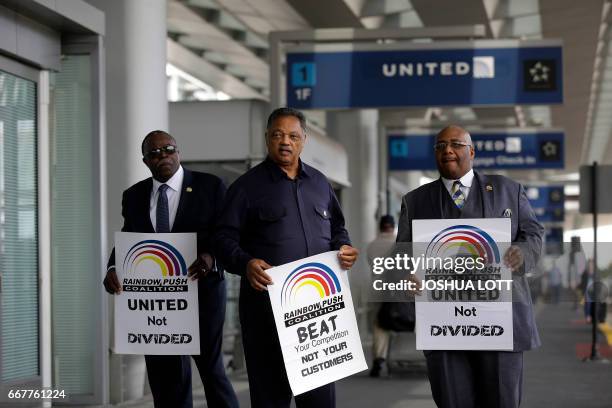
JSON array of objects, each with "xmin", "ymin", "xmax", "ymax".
[
  {"xmin": 107, "ymin": 168, "xmax": 226, "ymax": 276},
  {"xmin": 397, "ymin": 170, "xmax": 543, "ymax": 351}
]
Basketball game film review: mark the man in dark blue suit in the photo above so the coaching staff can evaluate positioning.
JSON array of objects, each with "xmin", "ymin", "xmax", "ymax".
[
  {"xmin": 397, "ymin": 125, "xmax": 543, "ymax": 408},
  {"xmin": 215, "ymin": 108, "xmax": 359, "ymax": 408},
  {"xmin": 103, "ymin": 130, "xmax": 238, "ymax": 408}
]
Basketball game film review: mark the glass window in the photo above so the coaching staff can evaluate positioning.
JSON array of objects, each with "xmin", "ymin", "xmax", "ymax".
[{"xmin": 0, "ymin": 69, "xmax": 39, "ymax": 382}]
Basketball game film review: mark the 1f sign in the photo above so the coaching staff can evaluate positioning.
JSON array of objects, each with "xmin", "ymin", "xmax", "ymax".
[
  {"xmin": 295, "ymin": 88, "xmax": 311, "ymax": 101},
  {"xmin": 291, "ymin": 62, "xmax": 315, "ymax": 101}
]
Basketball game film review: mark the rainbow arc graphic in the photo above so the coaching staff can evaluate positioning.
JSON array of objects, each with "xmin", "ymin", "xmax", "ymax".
[
  {"xmin": 425, "ymin": 225, "xmax": 501, "ymax": 264},
  {"xmin": 281, "ymin": 262, "xmax": 341, "ymax": 306},
  {"xmin": 123, "ymin": 240, "xmax": 187, "ymax": 277}
]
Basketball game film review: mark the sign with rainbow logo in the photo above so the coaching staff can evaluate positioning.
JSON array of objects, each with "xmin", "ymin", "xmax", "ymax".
[
  {"xmin": 424, "ymin": 224, "xmax": 502, "ymax": 265},
  {"xmin": 122, "ymin": 239, "xmax": 188, "ymax": 279},
  {"xmin": 268, "ymin": 251, "xmax": 367, "ymax": 395},
  {"xmin": 114, "ymin": 232, "xmax": 199, "ymax": 355},
  {"xmin": 412, "ymin": 219, "xmax": 513, "ymax": 350},
  {"xmin": 281, "ymin": 262, "xmax": 341, "ymax": 309}
]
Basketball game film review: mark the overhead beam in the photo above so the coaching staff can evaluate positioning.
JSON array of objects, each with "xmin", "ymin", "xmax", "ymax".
[
  {"xmin": 287, "ymin": 0, "xmax": 364, "ymax": 28},
  {"xmin": 167, "ymin": 38, "xmax": 264, "ymax": 100}
]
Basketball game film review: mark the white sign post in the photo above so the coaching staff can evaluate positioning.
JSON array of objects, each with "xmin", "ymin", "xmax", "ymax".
[
  {"xmin": 412, "ymin": 219, "xmax": 513, "ymax": 350},
  {"xmin": 267, "ymin": 251, "xmax": 368, "ymax": 395},
  {"xmin": 114, "ymin": 232, "xmax": 199, "ymax": 355}
]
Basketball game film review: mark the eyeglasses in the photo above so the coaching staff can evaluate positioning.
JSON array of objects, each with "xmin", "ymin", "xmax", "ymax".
[
  {"xmin": 433, "ymin": 141, "xmax": 471, "ymax": 151},
  {"xmin": 144, "ymin": 145, "xmax": 178, "ymax": 158}
]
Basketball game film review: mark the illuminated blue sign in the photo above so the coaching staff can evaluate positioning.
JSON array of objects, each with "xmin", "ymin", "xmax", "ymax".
[
  {"xmin": 388, "ymin": 130, "xmax": 564, "ymax": 170},
  {"xmin": 286, "ymin": 40, "xmax": 563, "ymax": 109},
  {"xmin": 525, "ymin": 185, "xmax": 565, "ymax": 223}
]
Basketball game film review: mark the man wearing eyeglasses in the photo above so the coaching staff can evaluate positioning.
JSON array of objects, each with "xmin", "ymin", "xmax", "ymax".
[
  {"xmin": 103, "ymin": 130, "xmax": 238, "ymax": 408},
  {"xmin": 214, "ymin": 107, "xmax": 359, "ymax": 408},
  {"xmin": 396, "ymin": 125, "xmax": 543, "ymax": 408}
]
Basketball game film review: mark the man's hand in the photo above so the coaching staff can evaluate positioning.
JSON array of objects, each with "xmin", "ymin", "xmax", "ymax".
[
  {"xmin": 188, "ymin": 253, "xmax": 214, "ymax": 280},
  {"xmin": 503, "ymin": 245, "xmax": 524, "ymax": 273},
  {"xmin": 246, "ymin": 258, "xmax": 273, "ymax": 291},
  {"xmin": 103, "ymin": 267, "xmax": 121, "ymax": 294},
  {"xmin": 407, "ymin": 273, "xmax": 423, "ymax": 296},
  {"xmin": 338, "ymin": 245, "xmax": 359, "ymax": 270}
]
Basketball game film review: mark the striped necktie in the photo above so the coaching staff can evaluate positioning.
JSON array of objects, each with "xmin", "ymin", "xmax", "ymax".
[
  {"xmin": 156, "ymin": 184, "xmax": 170, "ymax": 233},
  {"xmin": 451, "ymin": 180, "xmax": 465, "ymax": 209}
]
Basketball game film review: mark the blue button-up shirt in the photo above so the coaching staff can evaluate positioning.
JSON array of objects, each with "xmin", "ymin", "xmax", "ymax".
[{"xmin": 215, "ymin": 157, "xmax": 351, "ymax": 277}]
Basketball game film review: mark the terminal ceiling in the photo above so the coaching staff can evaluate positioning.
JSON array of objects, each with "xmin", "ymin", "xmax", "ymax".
[{"xmin": 166, "ymin": 0, "xmax": 611, "ymax": 192}]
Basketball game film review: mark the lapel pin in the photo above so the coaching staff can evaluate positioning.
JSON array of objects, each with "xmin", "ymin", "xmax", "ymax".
[
  {"xmin": 186, "ymin": 187, "xmax": 192, "ymax": 192},
  {"xmin": 503, "ymin": 208, "xmax": 512, "ymax": 217},
  {"xmin": 486, "ymin": 184, "xmax": 493, "ymax": 191}
]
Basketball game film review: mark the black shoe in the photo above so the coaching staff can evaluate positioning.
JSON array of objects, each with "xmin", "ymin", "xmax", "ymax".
[{"xmin": 369, "ymin": 358, "xmax": 385, "ymax": 377}]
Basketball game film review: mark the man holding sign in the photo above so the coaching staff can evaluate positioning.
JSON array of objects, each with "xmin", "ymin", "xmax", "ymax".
[
  {"xmin": 103, "ymin": 131, "xmax": 238, "ymax": 408},
  {"xmin": 396, "ymin": 125, "xmax": 543, "ymax": 408},
  {"xmin": 215, "ymin": 108, "xmax": 359, "ymax": 408}
]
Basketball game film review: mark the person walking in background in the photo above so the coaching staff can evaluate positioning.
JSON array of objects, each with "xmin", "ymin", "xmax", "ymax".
[
  {"xmin": 366, "ymin": 215, "xmax": 396, "ymax": 377},
  {"xmin": 548, "ymin": 260, "xmax": 562, "ymax": 304}
]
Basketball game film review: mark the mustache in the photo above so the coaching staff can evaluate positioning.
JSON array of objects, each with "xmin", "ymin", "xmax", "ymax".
[{"xmin": 156, "ymin": 160, "xmax": 174, "ymax": 168}]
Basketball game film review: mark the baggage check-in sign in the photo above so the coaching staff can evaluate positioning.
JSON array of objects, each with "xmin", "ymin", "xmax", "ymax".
[
  {"xmin": 286, "ymin": 40, "xmax": 562, "ymax": 109},
  {"xmin": 268, "ymin": 251, "xmax": 367, "ymax": 395},
  {"xmin": 388, "ymin": 129, "xmax": 564, "ymax": 170},
  {"xmin": 412, "ymin": 219, "xmax": 513, "ymax": 350},
  {"xmin": 114, "ymin": 232, "xmax": 199, "ymax": 355}
]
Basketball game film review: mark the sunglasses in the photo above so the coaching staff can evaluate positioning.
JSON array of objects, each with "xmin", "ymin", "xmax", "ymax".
[{"xmin": 144, "ymin": 145, "xmax": 178, "ymax": 158}]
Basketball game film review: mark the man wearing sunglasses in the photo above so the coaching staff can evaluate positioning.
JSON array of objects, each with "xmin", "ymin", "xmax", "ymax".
[
  {"xmin": 396, "ymin": 125, "xmax": 543, "ymax": 408},
  {"xmin": 103, "ymin": 130, "xmax": 238, "ymax": 408}
]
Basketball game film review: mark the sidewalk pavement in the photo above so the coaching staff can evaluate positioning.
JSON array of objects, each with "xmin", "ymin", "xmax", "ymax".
[{"xmin": 115, "ymin": 302, "xmax": 612, "ymax": 408}]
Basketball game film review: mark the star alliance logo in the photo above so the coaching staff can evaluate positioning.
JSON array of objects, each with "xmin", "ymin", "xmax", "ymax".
[
  {"xmin": 549, "ymin": 188, "xmax": 563, "ymax": 203},
  {"xmin": 524, "ymin": 60, "xmax": 556, "ymax": 91},
  {"xmin": 539, "ymin": 140, "xmax": 561, "ymax": 162}
]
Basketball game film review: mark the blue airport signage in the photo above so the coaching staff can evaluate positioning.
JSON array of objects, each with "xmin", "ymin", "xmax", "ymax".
[
  {"xmin": 286, "ymin": 40, "xmax": 563, "ymax": 109},
  {"xmin": 545, "ymin": 227, "xmax": 564, "ymax": 255},
  {"xmin": 525, "ymin": 185, "xmax": 565, "ymax": 223},
  {"xmin": 388, "ymin": 130, "xmax": 564, "ymax": 170}
]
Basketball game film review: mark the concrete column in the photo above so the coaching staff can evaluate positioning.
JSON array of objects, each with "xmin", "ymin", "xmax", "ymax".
[
  {"xmin": 86, "ymin": 0, "xmax": 168, "ymax": 403},
  {"xmin": 88, "ymin": 0, "xmax": 168, "ymax": 236},
  {"xmin": 326, "ymin": 109, "xmax": 379, "ymax": 250},
  {"xmin": 326, "ymin": 110, "xmax": 379, "ymax": 332}
]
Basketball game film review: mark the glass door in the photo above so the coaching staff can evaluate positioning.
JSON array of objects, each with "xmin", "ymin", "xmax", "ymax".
[{"xmin": 0, "ymin": 58, "xmax": 41, "ymax": 399}]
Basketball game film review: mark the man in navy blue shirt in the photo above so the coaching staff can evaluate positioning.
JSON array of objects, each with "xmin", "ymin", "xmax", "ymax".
[{"xmin": 215, "ymin": 107, "xmax": 359, "ymax": 408}]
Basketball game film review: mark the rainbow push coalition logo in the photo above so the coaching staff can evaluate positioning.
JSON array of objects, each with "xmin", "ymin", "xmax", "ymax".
[
  {"xmin": 281, "ymin": 262, "xmax": 341, "ymax": 307},
  {"xmin": 425, "ymin": 224, "xmax": 501, "ymax": 265},
  {"xmin": 281, "ymin": 262, "xmax": 345, "ymax": 328},
  {"xmin": 122, "ymin": 240, "xmax": 189, "ymax": 292}
]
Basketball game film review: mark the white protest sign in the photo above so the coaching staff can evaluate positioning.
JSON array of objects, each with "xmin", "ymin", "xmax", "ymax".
[
  {"xmin": 114, "ymin": 232, "xmax": 199, "ymax": 354},
  {"xmin": 267, "ymin": 251, "xmax": 368, "ymax": 395},
  {"xmin": 412, "ymin": 218, "xmax": 513, "ymax": 350}
]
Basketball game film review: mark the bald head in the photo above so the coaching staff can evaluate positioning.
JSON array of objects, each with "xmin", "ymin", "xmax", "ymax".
[
  {"xmin": 436, "ymin": 125, "xmax": 472, "ymax": 145},
  {"xmin": 434, "ymin": 125, "xmax": 475, "ymax": 179}
]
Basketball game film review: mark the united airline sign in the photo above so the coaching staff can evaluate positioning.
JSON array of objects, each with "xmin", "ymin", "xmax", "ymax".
[
  {"xmin": 286, "ymin": 40, "xmax": 562, "ymax": 109},
  {"xmin": 388, "ymin": 129, "xmax": 564, "ymax": 171},
  {"xmin": 382, "ymin": 56, "xmax": 494, "ymax": 78}
]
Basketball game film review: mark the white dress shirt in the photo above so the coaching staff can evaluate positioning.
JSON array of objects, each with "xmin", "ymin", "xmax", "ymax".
[
  {"xmin": 150, "ymin": 165, "xmax": 184, "ymax": 231},
  {"xmin": 441, "ymin": 168, "xmax": 474, "ymax": 201}
]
